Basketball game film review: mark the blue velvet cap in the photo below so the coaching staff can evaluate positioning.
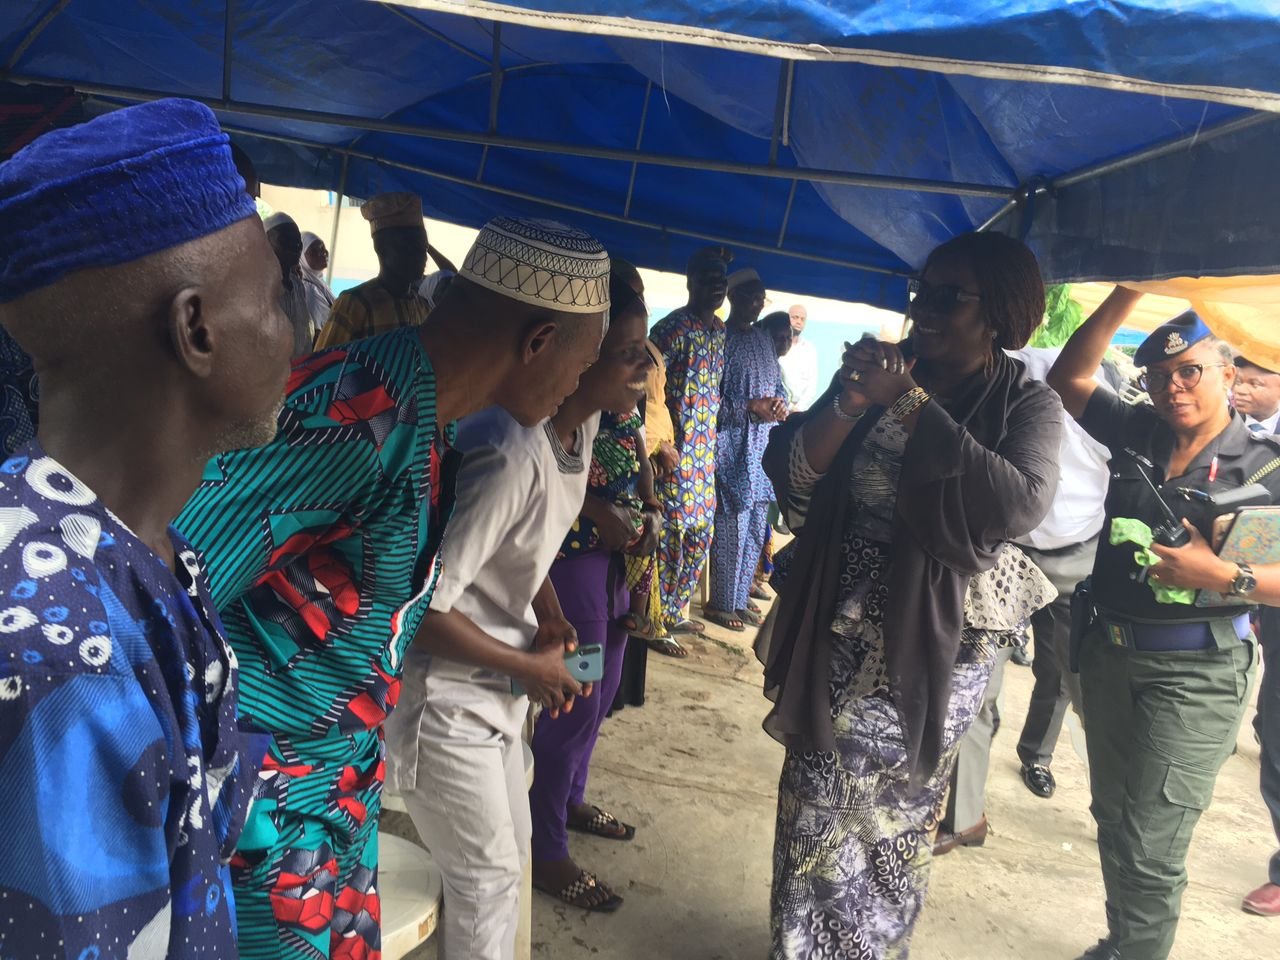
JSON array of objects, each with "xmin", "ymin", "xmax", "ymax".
[
  {"xmin": 1133, "ymin": 310, "xmax": 1214, "ymax": 367},
  {"xmin": 0, "ymin": 98, "xmax": 257, "ymax": 303}
]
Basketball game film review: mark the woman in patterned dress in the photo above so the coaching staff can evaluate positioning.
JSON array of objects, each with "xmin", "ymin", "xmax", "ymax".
[{"xmin": 756, "ymin": 232, "xmax": 1064, "ymax": 958}]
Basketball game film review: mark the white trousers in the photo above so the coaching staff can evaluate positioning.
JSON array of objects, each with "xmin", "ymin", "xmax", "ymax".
[{"xmin": 400, "ymin": 700, "xmax": 530, "ymax": 960}]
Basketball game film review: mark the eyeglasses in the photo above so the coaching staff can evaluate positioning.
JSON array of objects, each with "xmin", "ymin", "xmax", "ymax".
[
  {"xmin": 1139, "ymin": 362, "xmax": 1226, "ymax": 393},
  {"xmin": 907, "ymin": 278, "xmax": 982, "ymax": 316}
]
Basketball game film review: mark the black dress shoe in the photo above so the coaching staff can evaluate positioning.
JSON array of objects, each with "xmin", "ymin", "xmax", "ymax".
[
  {"xmin": 1020, "ymin": 762, "xmax": 1056, "ymax": 798},
  {"xmin": 1076, "ymin": 938, "xmax": 1120, "ymax": 959},
  {"xmin": 933, "ymin": 815, "xmax": 988, "ymax": 856}
]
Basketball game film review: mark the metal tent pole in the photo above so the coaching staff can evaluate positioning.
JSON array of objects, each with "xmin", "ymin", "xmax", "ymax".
[
  {"xmin": 13, "ymin": 75, "xmax": 1009, "ymax": 198},
  {"xmin": 326, "ymin": 154, "xmax": 349, "ymax": 287},
  {"xmin": 206, "ymin": 117, "xmax": 912, "ymax": 278},
  {"xmin": 4, "ymin": 0, "xmax": 71, "ymax": 71},
  {"xmin": 979, "ymin": 110, "xmax": 1278, "ymax": 232}
]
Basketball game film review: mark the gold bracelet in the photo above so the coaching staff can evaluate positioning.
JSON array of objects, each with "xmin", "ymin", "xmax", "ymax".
[{"xmin": 889, "ymin": 386, "xmax": 930, "ymax": 419}]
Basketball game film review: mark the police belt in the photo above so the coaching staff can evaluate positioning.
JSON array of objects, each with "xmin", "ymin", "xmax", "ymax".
[{"xmin": 1096, "ymin": 610, "xmax": 1251, "ymax": 652}]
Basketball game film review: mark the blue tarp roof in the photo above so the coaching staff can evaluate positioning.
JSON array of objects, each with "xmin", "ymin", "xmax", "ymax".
[{"xmin": 3, "ymin": 0, "xmax": 1279, "ymax": 309}]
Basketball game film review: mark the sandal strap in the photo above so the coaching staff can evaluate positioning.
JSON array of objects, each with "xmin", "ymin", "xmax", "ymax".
[
  {"xmin": 588, "ymin": 810, "xmax": 620, "ymax": 831},
  {"xmin": 560, "ymin": 871, "xmax": 599, "ymax": 903}
]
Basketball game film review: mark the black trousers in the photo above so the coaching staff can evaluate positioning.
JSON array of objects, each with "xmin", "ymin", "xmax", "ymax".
[{"xmin": 1015, "ymin": 535, "xmax": 1096, "ymax": 767}]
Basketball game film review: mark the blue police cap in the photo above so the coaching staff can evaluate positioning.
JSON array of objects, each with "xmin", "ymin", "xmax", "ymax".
[
  {"xmin": 1133, "ymin": 310, "xmax": 1214, "ymax": 367},
  {"xmin": 0, "ymin": 98, "xmax": 257, "ymax": 304}
]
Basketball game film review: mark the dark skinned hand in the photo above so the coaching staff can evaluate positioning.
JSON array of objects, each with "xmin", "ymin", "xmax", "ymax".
[
  {"xmin": 1149, "ymin": 520, "xmax": 1237, "ymax": 592},
  {"xmin": 627, "ymin": 509, "xmax": 661, "ymax": 557},
  {"xmin": 653, "ymin": 442, "xmax": 680, "ymax": 479},
  {"xmin": 842, "ymin": 336, "xmax": 918, "ymax": 408},
  {"xmin": 517, "ymin": 617, "xmax": 593, "ymax": 718}
]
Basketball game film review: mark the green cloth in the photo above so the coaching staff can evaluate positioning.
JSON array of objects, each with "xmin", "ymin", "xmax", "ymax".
[{"xmin": 1108, "ymin": 517, "xmax": 1196, "ymax": 605}]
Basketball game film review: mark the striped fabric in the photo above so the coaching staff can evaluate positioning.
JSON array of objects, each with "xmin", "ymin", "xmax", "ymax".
[
  {"xmin": 179, "ymin": 326, "xmax": 455, "ymax": 747},
  {"xmin": 177, "ymin": 326, "xmax": 458, "ymax": 954}
]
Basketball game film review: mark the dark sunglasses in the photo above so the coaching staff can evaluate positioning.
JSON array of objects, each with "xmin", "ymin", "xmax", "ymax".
[
  {"xmin": 1139, "ymin": 362, "xmax": 1226, "ymax": 393},
  {"xmin": 907, "ymin": 278, "xmax": 982, "ymax": 316}
]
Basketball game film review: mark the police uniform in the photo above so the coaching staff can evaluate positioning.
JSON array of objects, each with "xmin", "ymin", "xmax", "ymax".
[{"xmin": 1073, "ymin": 314, "xmax": 1272, "ymax": 960}]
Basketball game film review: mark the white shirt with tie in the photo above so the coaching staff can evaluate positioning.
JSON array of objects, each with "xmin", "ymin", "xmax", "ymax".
[{"xmin": 1246, "ymin": 410, "xmax": 1280, "ymax": 434}]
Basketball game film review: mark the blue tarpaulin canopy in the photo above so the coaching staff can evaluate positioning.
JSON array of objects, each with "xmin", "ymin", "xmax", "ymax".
[{"xmin": 3, "ymin": 0, "xmax": 1279, "ymax": 308}]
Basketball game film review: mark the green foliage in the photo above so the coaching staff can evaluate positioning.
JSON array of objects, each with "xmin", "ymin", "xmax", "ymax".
[{"xmin": 1029, "ymin": 284, "xmax": 1086, "ymax": 348}]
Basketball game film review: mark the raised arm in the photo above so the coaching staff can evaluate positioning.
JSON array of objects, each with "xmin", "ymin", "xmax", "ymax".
[
  {"xmin": 1048, "ymin": 286, "xmax": 1144, "ymax": 417},
  {"xmin": 427, "ymin": 242, "xmax": 458, "ymax": 275}
]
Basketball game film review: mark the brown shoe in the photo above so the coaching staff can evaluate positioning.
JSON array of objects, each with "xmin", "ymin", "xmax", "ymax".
[
  {"xmin": 933, "ymin": 815, "xmax": 989, "ymax": 856},
  {"xmin": 1242, "ymin": 882, "xmax": 1280, "ymax": 916}
]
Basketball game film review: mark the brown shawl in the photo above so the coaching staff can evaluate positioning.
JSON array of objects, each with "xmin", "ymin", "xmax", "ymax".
[{"xmin": 757, "ymin": 352, "xmax": 1062, "ymax": 786}]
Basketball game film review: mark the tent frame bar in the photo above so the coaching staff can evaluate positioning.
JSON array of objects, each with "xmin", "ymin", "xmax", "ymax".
[
  {"xmin": 980, "ymin": 109, "xmax": 1278, "ymax": 232},
  {"xmin": 1054, "ymin": 109, "xmax": 1278, "ymax": 189},
  {"xmin": 376, "ymin": 1, "xmax": 490, "ymax": 65},
  {"xmin": 325, "ymin": 153, "xmax": 349, "ymax": 287},
  {"xmin": 197, "ymin": 110, "xmax": 911, "ymax": 278},
  {"xmin": 623, "ymin": 79, "xmax": 653, "ymax": 218},
  {"xmin": 6, "ymin": 0, "xmax": 71, "ymax": 71},
  {"xmin": 769, "ymin": 60, "xmax": 794, "ymax": 164},
  {"xmin": 475, "ymin": 24, "xmax": 505, "ymax": 182},
  {"xmin": 777, "ymin": 179, "xmax": 798, "ymax": 247},
  {"xmin": 18, "ymin": 75, "xmax": 1010, "ymax": 198}
]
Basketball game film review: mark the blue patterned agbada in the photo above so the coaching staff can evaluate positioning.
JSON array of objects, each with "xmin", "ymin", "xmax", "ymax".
[{"xmin": 0, "ymin": 446, "xmax": 252, "ymax": 959}]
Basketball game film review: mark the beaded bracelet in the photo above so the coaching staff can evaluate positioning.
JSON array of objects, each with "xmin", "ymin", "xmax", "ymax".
[
  {"xmin": 889, "ymin": 386, "xmax": 930, "ymax": 419},
  {"xmin": 831, "ymin": 393, "xmax": 863, "ymax": 423}
]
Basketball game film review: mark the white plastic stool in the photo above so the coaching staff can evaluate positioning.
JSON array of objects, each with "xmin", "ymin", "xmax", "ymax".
[
  {"xmin": 380, "ymin": 790, "xmax": 409, "ymax": 814},
  {"xmin": 379, "ymin": 832, "xmax": 442, "ymax": 960}
]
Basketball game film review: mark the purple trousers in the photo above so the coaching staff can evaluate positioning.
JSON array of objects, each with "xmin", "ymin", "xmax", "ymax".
[{"xmin": 530, "ymin": 550, "xmax": 629, "ymax": 862}]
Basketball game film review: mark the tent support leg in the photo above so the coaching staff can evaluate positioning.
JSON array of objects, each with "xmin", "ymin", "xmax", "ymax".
[
  {"xmin": 623, "ymin": 80, "xmax": 653, "ymax": 218},
  {"xmin": 326, "ymin": 153, "xmax": 349, "ymax": 288}
]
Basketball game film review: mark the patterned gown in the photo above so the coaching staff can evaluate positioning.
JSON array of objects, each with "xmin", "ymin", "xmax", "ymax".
[
  {"xmin": 770, "ymin": 415, "xmax": 1049, "ymax": 959},
  {"xmin": 0, "ymin": 446, "xmax": 252, "ymax": 959},
  {"xmin": 710, "ymin": 325, "xmax": 785, "ymax": 613},
  {"xmin": 648, "ymin": 307, "xmax": 726, "ymax": 624},
  {"xmin": 177, "ymin": 327, "xmax": 458, "ymax": 959}
]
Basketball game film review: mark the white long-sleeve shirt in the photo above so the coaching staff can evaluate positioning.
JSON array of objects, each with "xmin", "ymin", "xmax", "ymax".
[{"xmin": 779, "ymin": 335, "xmax": 820, "ymax": 410}]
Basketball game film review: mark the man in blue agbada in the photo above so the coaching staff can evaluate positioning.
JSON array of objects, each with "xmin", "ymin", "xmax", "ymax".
[{"xmin": 0, "ymin": 99, "xmax": 294, "ymax": 958}]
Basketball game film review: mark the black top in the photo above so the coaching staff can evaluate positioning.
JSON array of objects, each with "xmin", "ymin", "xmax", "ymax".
[{"xmin": 1080, "ymin": 388, "xmax": 1280, "ymax": 621}]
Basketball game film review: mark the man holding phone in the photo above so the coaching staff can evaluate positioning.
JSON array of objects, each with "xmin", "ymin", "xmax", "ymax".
[{"xmin": 385, "ymin": 401, "xmax": 601, "ymax": 960}]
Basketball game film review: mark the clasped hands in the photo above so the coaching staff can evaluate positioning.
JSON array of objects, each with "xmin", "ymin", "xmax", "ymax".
[{"xmin": 838, "ymin": 335, "xmax": 918, "ymax": 412}]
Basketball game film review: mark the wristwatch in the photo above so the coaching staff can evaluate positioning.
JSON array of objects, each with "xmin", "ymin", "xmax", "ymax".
[{"xmin": 1228, "ymin": 561, "xmax": 1257, "ymax": 598}]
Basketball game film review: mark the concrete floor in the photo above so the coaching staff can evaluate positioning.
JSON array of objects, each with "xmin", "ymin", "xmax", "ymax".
[{"xmin": 391, "ymin": 604, "xmax": 1276, "ymax": 960}]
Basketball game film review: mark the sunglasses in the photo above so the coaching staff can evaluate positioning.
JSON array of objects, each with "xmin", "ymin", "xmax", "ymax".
[
  {"xmin": 1139, "ymin": 362, "xmax": 1226, "ymax": 393},
  {"xmin": 907, "ymin": 278, "xmax": 982, "ymax": 316}
]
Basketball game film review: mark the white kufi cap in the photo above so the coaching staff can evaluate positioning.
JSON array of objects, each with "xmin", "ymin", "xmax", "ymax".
[{"xmin": 459, "ymin": 217, "xmax": 610, "ymax": 313}]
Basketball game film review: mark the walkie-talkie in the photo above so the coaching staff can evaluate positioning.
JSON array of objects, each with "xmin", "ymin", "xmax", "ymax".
[{"xmin": 1123, "ymin": 448, "xmax": 1192, "ymax": 547}]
